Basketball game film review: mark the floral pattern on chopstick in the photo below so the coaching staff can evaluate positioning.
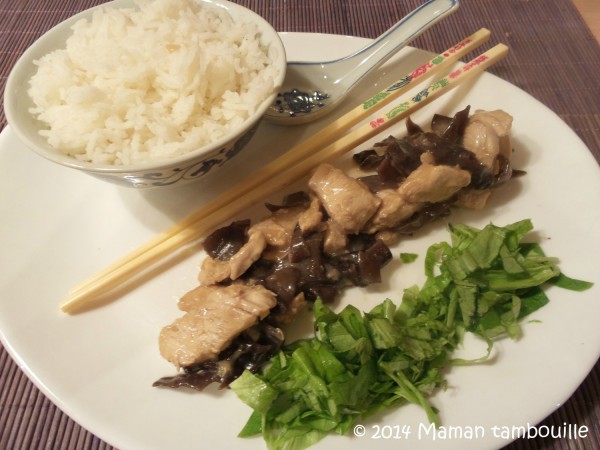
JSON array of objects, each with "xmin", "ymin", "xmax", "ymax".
[
  {"xmin": 368, "ymin": 52, "xmax": 492, "ymax": 129},
  {"xmin": 362, "ymin": 35, "xmax": 475, "ymax": 112}
]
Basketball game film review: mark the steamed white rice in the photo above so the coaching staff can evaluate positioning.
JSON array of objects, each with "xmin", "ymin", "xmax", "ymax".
[{"xmin": 28, "ymin": 0, "xmax": 280, "ymax": 165}]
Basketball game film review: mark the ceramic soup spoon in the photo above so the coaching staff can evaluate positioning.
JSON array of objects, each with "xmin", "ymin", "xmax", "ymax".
[{"xmin": 265, "ymin": 0, "xmax": 459, "ymax": 125}]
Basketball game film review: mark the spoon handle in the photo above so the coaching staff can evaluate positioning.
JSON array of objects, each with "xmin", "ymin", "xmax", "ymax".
[{"xmin": 335, "ymin": 0, "xmax": 459, "ymax": 90}]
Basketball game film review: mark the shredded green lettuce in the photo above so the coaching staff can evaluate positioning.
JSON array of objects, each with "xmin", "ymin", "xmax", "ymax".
[
  {"xmin": 399, "ymin": 252, "xmax": 418, "ymax": 263},
  {"xmin": 231, "ymin": 219, "xmax": 592, "ymax": 450}
]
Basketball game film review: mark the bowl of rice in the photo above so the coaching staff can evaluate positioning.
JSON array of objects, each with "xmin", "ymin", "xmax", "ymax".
[{"xmin": 4, "ymin": 0, "xmax": 286, "ymax": 188}]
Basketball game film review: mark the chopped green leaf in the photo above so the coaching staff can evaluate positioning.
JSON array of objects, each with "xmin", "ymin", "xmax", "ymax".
[
  {"xmin": 550, "ymin": 273, "xmax": 594, "ymax": 291},
  {"xmin": 400, "ymin": 252, "xmax": 418, "ymax": 263},
  {"xmin": 237, "ymin": 411, "xmax": 263, "ymax": 437},
  {"xmin": 231, "ymin": 370, "xmax": 277, "ymax": 414},
  {"xmin": 232, "ymin": 219, "xmax": 591, "ymax": 450}
]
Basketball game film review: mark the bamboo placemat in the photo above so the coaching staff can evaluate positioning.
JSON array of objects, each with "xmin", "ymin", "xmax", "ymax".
[{"xmin": 1, "ymin": 1, "xmax": 599, "ymax": 449}]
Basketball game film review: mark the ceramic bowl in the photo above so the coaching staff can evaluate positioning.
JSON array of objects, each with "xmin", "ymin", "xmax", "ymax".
[{"xmin": 3, "ymin": 0, "xmax": 286, "ymax": 188}]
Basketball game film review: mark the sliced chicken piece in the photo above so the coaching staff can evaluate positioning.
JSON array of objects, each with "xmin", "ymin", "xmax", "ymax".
[
  {"xmin": 199, "ymin": 228, "xmax": 266, "ymax": 285},
  {"xmin": 462, "ymin": 121, "xmax": 499, "ymax": 170},
  {"xmin": 308, "ymin": 163, "xmax": 381, "ymax": 234},
  {"xmin": 364, "ymin": 188, "xmax": 420, "ymax": 233},
  {"xmin": 298, "ymin": 195, "xmax": 323, "ymax": 233},
  {"xmin": 227, "ymin": 228, "xmax": 266, "ymax": 279},
  {"xmin": 471, "ymin": 109, "xmax": 513, "ymax": 137},
  {"xmin": 462, "ymin": 110, "xmax": 513, "ymax": 173},
  {"xmin": 159, "ymin": 283, "xmax": 277, "ymax": 367},
  {"xmin": 364, "ymin": 163, "xmax": 470, "ymax": 233},
  {"xmin": 323, "ymin": 218, "xmax": 348, "ymax": 255},
  {"xmin": 198, "ymin": 258, "xmax": 231, "ymax": 286},
  {"xmin": 398, "ymin": 163, "xmax": 471, "ymax": 203},
  {"xmin": 250, "ymin": 206, "xmax": 302, "ymax": 248}
]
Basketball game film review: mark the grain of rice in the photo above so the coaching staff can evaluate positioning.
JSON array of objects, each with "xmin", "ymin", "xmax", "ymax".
[{"xmin": 27, "ymin": 0, "xmax": 280, "ymax": 166}]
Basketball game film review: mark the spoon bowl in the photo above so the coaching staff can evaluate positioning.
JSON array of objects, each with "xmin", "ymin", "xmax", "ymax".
[{"xmin": 265, "ymin": 0, "xmax": 459, "ymax": 125}]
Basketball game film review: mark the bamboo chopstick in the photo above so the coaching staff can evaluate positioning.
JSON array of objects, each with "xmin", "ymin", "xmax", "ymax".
[{"xmin": 61, "ymin": 38, "xmax": 508, "ymax": 313}]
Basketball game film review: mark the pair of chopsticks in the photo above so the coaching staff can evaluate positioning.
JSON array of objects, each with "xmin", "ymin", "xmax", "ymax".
[{"xmin": 61, "ymin": 28, "xmax": 508, "ymax": 313}]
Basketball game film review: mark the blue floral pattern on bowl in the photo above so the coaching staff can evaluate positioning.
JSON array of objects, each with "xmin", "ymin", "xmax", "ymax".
[{"xmin": 89, "ymin": 124, "xmax": 260, "ymax": 188}]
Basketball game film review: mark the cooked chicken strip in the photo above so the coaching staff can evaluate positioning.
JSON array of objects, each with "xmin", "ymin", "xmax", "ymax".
[
  {"xmin": 365, "ymin": 163, "xmax": 471, "ymax": 233},
  {"xmin": 398, "ymin": 163, "xmax": 471, "ymax": 203},
  {"xmin": 197, "ymin": 258, "xmax": 231, "ymax": 286},
  {"xmin": 462, "ymin": 109, "xmax": 513, "ymax": 173},
  {"xmin": 199, "ymin": 228, "xmax": 266, "ymax": 285},
  {"xmin": 308, "ymin": 163, "xmax": 381, "ymax": 234},
  {"xmin": 365, "ymin": 188, "xmax": 420, "ymax": 232},
  {"xmin": 323, "ymin": 218, "xmax": 348, "ymax": 255},
  {"xmin": 470, "ymin": 109, "xmax": 512, "ymax": 138},
  {"xmin": 298, "ymin": 195, "xmax": 323, "ymax": 233},
  {"xmin": 251, "ymin": 206, "xmax": 304, "ymax": 248},
  {"xmin": 159, "ymin": 284, "xmax": 277, "ymax": 367}
]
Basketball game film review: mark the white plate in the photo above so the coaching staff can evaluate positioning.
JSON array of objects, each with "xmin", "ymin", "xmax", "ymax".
[{"xmin": 1, "ymin": 32, "xmax": 600, "ymax": 450}]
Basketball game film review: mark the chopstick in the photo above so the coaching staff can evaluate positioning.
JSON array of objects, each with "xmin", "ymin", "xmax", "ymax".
[{"xmin": 61, "ymin": 35, "xmax": 507, "ymax": 313}]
